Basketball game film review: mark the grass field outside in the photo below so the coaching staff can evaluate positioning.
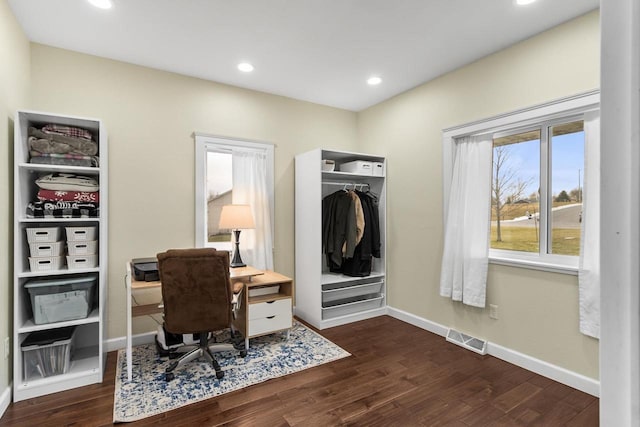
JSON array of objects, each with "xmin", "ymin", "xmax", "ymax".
[
  {"xmin": 490, "ymin": 226, "xmax": 580, "ymax": 255},
  {"xmin": 208, "ymin": 233, "xmax": 231, "ymax": 243},
  {"xmin": 491, "ymin": 201, "xmax": 577, "ymax": 221}
]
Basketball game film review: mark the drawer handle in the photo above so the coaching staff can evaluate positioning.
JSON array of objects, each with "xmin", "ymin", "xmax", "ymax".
[
  {"xmin": 266, "ymin": 300, "xmax": 275, "ymax": 304},
  {"xmin": 266, "ymin": 315, "xmax": 275, "ymax": 319}
]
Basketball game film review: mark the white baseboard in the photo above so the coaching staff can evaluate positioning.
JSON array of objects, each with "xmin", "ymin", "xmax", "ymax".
[
  {"xmin": 386, "ymin": 306, "xmax": 600, "ymax": 397},
  {"xmin": 106, "ymin": 331, "xmax": 156, "ymax": 353},
  {"xmin": 386, "ymin": 306, "xmax": 449, "ymax": 336},
  {"xmin": 0, "ymin": 384, "xmax": 11, "ymax": 419}
]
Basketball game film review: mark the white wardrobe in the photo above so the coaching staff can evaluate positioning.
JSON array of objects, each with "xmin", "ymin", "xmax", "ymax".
[{"xmin": 295, "ymin": 148, "xmax": 386, "ymax": 330}]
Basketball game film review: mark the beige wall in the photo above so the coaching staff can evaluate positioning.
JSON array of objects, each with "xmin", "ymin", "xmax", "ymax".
[
  {"xmin": 28, "ymin": 44, "xmax": 358, "ymax": 337},
  {"xmin": 0, "ymin": 0, "xmax": 30, "ymax": 393},
  {"xmin": 357, "ymin": 11, "xmax": 600, "ymax": 379}
]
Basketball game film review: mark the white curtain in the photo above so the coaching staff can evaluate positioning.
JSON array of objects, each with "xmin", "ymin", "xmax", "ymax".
[
  {"xmin": 579, "ymin": 111, "xmax": 600, "ymax": 338},
  {"xmin": 231, "ymin": 149, "xmax": 274, "ymax": 270},
  {"xmin": 440, "ymin": 134, "xmax": 493, "ymax": 307}
]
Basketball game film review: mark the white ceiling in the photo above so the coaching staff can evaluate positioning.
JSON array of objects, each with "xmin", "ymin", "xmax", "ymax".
[{"xmin": 9, "ymin": 0, "xmax": 599, "ymax": 111}]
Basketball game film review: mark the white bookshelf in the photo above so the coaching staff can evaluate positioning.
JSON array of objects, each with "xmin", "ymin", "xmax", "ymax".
[{"xmin": 12, "ymin": 110, "xmax": 108, "ymax": 401}]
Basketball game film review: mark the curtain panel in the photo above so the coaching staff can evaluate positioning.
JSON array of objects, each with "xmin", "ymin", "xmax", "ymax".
[
  {"xmin": 440, "ymin": 134, "xmax": 493, "ymax": 307},
  {"xmin": 579, "ymin": 111, "xmax": 600, "ymax": 338},
  {"xmin": 232, "ymin": 149, "xmax": 274, "ymax": 270}
]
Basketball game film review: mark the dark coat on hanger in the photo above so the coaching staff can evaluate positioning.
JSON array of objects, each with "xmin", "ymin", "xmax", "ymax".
[
  {"xmin": 322, "ymin": 190, "xmax": 357, "ymax": 269},
  {"xmin": 340, "ymin": 190, "xmax": 381, "ymax": 276}
]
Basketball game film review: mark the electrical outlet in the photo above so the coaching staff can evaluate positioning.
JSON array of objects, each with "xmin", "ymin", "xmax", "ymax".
[
  {"xmin": 4, "ymin": 337, "xmax": 9, "ymax": 359},
  {"xmin": 489, "ymin": 304, "xmax": 499, "ymax": 320}
]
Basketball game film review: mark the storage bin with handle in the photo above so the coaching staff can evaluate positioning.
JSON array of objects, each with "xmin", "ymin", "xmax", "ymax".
[{"xmin": 24, "ymin": 276, "xmax": 96, "ymax": 324}]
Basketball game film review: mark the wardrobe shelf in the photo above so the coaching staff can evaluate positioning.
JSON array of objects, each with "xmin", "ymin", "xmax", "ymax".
[
  {"xmin": 18, "ymin": 217, "xmax": 101, "ymax": 223},
  {"xmin": 18, "ymin": 309, "xmax": 100, "ymax": 334},
  {"xmin": 17, "ymin": 267, "xmax": 100, "ymax": 279},
  {"xmin": 322, "ymin": 170, "xmax": 385, "ymax": 179},
  {"xmin": 320, "ymin": 271, "xmax": 385, "ymax": 285},
  {"xmin": 18, "ymin": 163, "xmax": 100, "ymax": 175}
]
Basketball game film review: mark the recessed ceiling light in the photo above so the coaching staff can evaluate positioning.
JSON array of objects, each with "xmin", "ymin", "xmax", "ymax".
[
  {"xmin": 367, "ymin": 76, "xmax": 382, "ymax": 86},
  {"xmin": 237, "ymin": 62, "xmax": 254, "ymax": 73},
  {"xmin": 515, "ymin": 0, "xmax": 537, "ymax": 5},
  {"xmin": 88, "ymin": 0, "xmax": 113, "ymax": 9}
]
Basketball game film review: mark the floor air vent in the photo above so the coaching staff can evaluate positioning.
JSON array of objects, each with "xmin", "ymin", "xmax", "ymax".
[{"xmin": 445, "ymin": 328, "xmax": 487, "ymax": 355}]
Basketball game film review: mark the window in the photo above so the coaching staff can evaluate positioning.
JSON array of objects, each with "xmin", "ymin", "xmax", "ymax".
[
  {"xmin": 490, "ymin": 120, "xmax": 584, "ymax": 259},
  {"xmin": 194, "ymin": 134, "xmax": 274, "ymax": 254},
  {"xmin": 442, "ymin": 91, "xmax": 599, "ymax": 273}
]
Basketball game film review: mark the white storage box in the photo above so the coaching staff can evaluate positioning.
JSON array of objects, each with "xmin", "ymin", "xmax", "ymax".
[
  {"xmin": 321, "ymin": 159, "xmax": 335, "ymax": 172},
  {"xmin": 66, "ymin": 254, "xmax": 98, "ymax": 270},
  {"xmin": 29, "ymin": 241, "xmax": 64, "ymax": 257},
  {"xmin": 249, "ymin": 285, "xmax": 280, "ymax": 297},
  {"xmin": 65, "ymin": 226, "xmax": 96, "ymax": 242},
  {"xmin": 25, "ymin": 276, "xmax": 96, "ymax": 324},
  {"xmin": 21, "ymin": 326, "xmax": 75, "ymax": 380},
  {"xmin": 26, "ymin": 227, "xmax": 61, "ymax": 243},
  {"xmin": 339, "ymin": 160, "xmax": 373, "ymax": 175},
  {"xmin": 28, "ymin": 256, "xmax": 64, "ymax": 272},
  {"xmin": 372, "ymin": 162, "xmax": 384, "ymax": 176},
  {"xmin": 67, "ymin": 240, "xmax": 97, "ymax": 256}
]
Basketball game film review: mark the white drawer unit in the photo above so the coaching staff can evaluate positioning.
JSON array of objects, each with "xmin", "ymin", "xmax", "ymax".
[
  {"xmin": 248, "ymin": 298, "xmax": 291, "ymax": 320},
  {"xmin": 248, "ymin": 308, "xmax": 292, "ymax": 337},
  {"xmin": 232, "ymin": 270, "xmax": 294, "ymax": 351}
]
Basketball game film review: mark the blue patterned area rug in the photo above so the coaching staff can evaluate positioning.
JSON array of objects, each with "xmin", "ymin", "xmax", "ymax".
[{"xmin": 113, "ymin": 321, "xmax": 350, "ymax": 423}]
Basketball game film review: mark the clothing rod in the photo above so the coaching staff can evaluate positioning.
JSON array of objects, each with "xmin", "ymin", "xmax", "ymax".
[{"xmin": 323, "ymin": 181, "xmax": 370, "ymax": 187}]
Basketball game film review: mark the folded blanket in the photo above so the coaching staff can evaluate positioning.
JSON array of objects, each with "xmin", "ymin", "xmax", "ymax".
[
  {"xmin": 27, "ymin": 201, "xmax": 99, "ymax": 218},
  {"xmin": 37, "ymin": 189, "xmax": 100, "ymax": 203},
  {"xmin": 42, "ymin": 123, "xmax": 93, "ymax": 141},
  {"xmin": 35, "ymin": 173, "xmax": 100, "ymax": 192},
  {"xmin": 28, "ymin": 128, "xmax": 98, "ymax": 156},
  {"xmin": 29, "ymin": 151, "xmax": 98, "ymax": 167}
]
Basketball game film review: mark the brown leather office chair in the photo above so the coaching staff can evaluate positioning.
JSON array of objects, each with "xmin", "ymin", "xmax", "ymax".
[{"xmin": 157, "ymin": 248, "xmax": 245, "ymax": 382}]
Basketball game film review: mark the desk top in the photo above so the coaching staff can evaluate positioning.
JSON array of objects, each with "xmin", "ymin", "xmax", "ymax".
[{"xmin": 129, "ymin": 264, "xmax": 264, "ymax": 290}]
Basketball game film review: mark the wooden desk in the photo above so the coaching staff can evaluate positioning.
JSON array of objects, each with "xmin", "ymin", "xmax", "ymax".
[{"xmin": 124, "ymin": 262, "xmax": 293, "ymax": 381}]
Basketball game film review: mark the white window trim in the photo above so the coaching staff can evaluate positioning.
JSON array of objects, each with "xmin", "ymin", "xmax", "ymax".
[
  {"xmin": 442, "ymin": 90, "xmax": 599, "ymax": 275},
  {"xmin": 194, "ymin": 132, "xmax": 275, "ymax": 249}
]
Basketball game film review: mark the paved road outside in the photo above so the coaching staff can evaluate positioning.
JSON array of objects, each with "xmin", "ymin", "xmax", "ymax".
[{"xmin": 493, "ymin": 203, "xmax": 582, "ymax": 229}]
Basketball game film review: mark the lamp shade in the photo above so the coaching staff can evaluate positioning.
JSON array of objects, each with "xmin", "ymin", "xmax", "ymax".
[{"xmin": 218, "ymin": 204, "xmax": 255, "ymax": 229}]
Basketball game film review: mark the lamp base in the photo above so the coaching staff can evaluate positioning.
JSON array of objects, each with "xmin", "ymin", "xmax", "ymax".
[{"xmin": 230, "ymin": 229, "xmax": 246, "ymax": 268}]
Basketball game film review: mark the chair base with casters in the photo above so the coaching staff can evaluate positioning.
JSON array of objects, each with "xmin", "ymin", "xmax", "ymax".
[{"xmin": 157, "ymin": 330, "xmax": 247, "ymax": 382}]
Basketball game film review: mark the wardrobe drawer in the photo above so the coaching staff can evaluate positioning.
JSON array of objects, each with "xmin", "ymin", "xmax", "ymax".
[
  {"xmin": 322, "ymin": 280, "xmax": 384, "ymax": 304},
  {"xmin": 248, "ymin": 314, "xmax": 292, "ymax": 337},
  {"xmin": 322, "ymin": 293, "xmax": 384, "ymax": 320},
  {"xmin": 248, "ymin": 298, "xmax": 291, "ymax": 320}
]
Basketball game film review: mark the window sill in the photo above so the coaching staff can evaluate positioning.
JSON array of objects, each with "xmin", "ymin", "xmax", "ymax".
[{"xmin": 489, "ymin": 255, "xmax": 578, "ymax": 276}]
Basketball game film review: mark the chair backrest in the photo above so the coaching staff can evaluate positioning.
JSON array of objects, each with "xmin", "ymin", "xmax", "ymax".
[{"xmin": 157, "ymin": 248, "xmax": 231, "ymax": 335}]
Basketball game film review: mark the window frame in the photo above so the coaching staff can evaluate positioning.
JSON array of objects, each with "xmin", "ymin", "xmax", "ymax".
[
  {"xmin": 442, "ymin": 90, "xmax": 599, "ymax": 275},
  {"xmin": 194, "ymin": 133, "xmax": 275, "ymax": 250}
]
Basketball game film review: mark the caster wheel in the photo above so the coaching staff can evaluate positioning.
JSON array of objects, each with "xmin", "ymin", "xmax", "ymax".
[
  {"xmin": 240, "ymin": 350, "xmax": 247, "ymax": 357},
  {"xmin": 165, "ymin": 372, "xmax": 175, "ymax": 382},
  {"xmin": 216, "ymin": 371, "xmax": 224, "ymax": 380}
]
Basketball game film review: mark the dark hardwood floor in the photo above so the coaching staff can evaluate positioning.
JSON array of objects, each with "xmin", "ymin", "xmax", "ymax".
[{"xmin": 0, "ymin": 316, "xmax": 598, "ymax": 426}]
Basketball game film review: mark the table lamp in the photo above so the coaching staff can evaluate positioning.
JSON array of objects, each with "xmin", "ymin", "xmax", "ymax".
[{"xmin": 218, "ymin": 204, "xmax": 255, "ymax": 268}]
